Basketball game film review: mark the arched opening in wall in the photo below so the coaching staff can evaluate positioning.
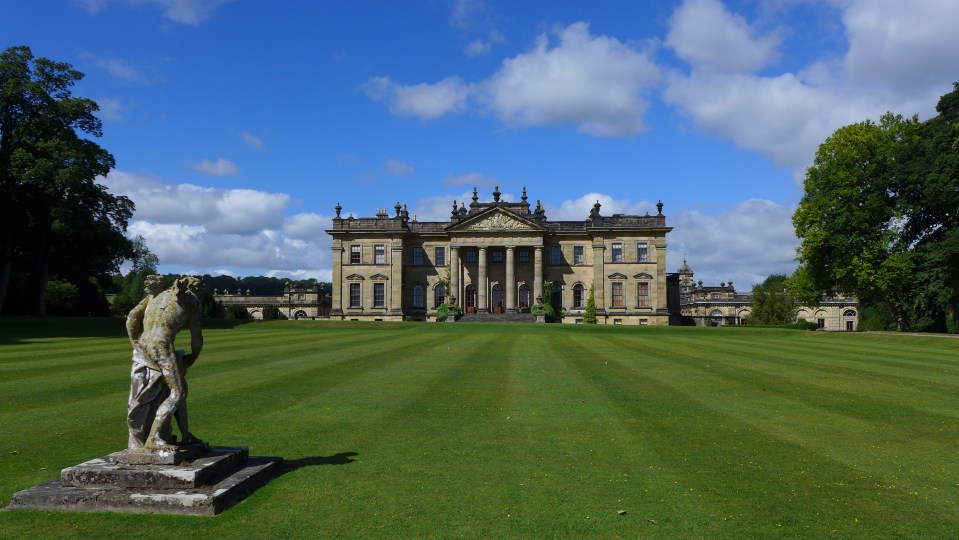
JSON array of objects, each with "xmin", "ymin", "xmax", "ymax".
[
  {"xmin": 738, "ymin": 309, "xmax": 750, "ymax": 325},
  {"xmin": 465, "ymin": 284, "xmax": 477, "ymax": 313},
  {"xmin": 249, "ymin": 309, "xmax": 262, "ymax": 321},
  {"xmin": 491, "ymin": 284, "xmax": 504, "ymax": 313},
  {"xmin": 412, "ymin": 284, "xmax": 425, "ymax": 309},
  {"xmin": 815, "ymin": 310, "xmax": 828, "ymax": 330},
  {"xmin": 518, "ymin": 283, "xmax": 530, "ymax": 312},
  {"xmin": 293, "ymin": 310, "xmax": 307, "ymax": 320},
  {"xmin": 843, "ymin": 309, "xmax": 857, "ymax": 331},
  {"xmin": 434, "ymin": 284, "xmax": 445, "ymax": 309},
  {"xmin": 710, "ymin": 309, "xmax": 725, "ymax": 327},
  {"xmin": 572, "ymin": 283, "xmax": 585, "ymax": 309}
]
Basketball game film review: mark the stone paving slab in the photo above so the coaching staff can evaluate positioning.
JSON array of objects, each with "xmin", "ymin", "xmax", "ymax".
[{"xmin": 8, "ymin": 451, "xmax": 281, "ymax": 515}]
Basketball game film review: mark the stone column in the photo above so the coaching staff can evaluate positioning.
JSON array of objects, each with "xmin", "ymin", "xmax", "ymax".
[
  {"xmin": 592, "ymin": 238, "xmax": 606, "ymax": 315},
  {"xmin": 330, "ymin": 239, "xmax": 344, "ymax": 317},
  {"xmin": 390, "ymin": 239, "xmax": 404, "ymax": 318},
  {"xmin": 505, "ymin": 246, "xmax": 516, "ymax": 312},
  {"xmin": 478, "ymin": 246, "xmax": 488, "ymax": 313},
  {"xmin": 450, "ymin": 246, "xmax": 460, "ymax": 307},
  {"xmin": 534, "ymin": 246, "xmax": 543, "ymax": 304}
]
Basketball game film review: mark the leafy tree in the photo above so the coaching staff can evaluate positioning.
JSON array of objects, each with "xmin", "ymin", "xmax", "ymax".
[
  {"xmin": 0, "ymin": 45, "xmax": 132, "ymax": 315},
  {"xmin": 583, "ymin": 284, "xmax": 597, "ymax": 324},
  {"xmin": 793, "ymin": 113, "xmax": 918, "ymax": 328},
  {"xmin": 750, "ymin": 274, "xmax": 796, "ymax": 325},
  {"xmin": 895, "ymin": 85, "xmax": 959, "ymax": 332},
  {"xmin": 44, "ymin": 278, "xmax": 79, "ymax": 315},
  {"xmin": 434, "ymin": 270, "xmax": 460, "ymax": 321},
  {"xmin": 129, "ymin": 235, "xmax": 159, "ymax": 274},
  {"xmin": 224, "ymin": 305, "xmax": 251, "ymax": 320},
  {"xmin": 262, "ymin": 305, "xmax": 287, "ymax": 320},
  {"xmin": 531, "ymin": 280, "xmax": 556, "ymax": 321}
]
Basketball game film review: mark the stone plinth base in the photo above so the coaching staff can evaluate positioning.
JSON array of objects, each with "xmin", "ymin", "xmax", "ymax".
[{"xmin": 8, "ymin": 446, "xmax": 281, "ymax": 515}]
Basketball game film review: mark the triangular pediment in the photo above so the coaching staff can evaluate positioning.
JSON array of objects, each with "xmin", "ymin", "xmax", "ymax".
[
  {"xmin": 448, "ymin": 207, "xmax": 544, "ymax": 232},
  {"xmin": 370, "ymin": 273, "xmax": 389, "ymax": 281},
  {"xmin": 608, "ymin": 272, "xmax": 628, "ymax": 280},
  {"xmin": 634, "ymin": 272, "xmax": 653, "ymax": 280},
  {"xmin": 345, "ymin": 274, "xmax": 365, "ymax": 281}
]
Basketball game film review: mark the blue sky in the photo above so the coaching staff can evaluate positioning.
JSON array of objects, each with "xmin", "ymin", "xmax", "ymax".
[{"xmin": 7, "ymin": 0, "xmax": 959, "ymax": 287}]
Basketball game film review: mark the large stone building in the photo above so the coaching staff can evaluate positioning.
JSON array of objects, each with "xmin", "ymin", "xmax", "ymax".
[
  {"xmin": 673, "ymin": 259, "xmax": 859, "ymax": 330},
  {"xmin": 214, "ymin": 283, "xmax": 331, "ymax": 320},
  {"xmin": 327, "ymin": 187, "xmax": 672, "ymax": 324}
]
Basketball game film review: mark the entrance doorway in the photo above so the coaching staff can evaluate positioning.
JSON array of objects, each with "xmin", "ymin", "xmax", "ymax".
[
  {"xmin": 518, "ymin": 284, "xmax": 530, "ymax": 312},
  {"xmin": 491, "ymin": 284, "xmax": 504, "ymax": 313},
  {"xmin": 465, "ymin": 284, "xmax": 477, "ymax": 313}
]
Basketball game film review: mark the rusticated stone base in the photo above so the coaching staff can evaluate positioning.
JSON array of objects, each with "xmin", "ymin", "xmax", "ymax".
[{"xmin": 8, "ymin": 446, "xmax": 281, "ymax": 515}]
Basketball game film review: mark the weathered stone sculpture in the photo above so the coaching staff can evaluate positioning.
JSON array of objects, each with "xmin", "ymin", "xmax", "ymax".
[
  {"xmin": 8, "ymin": 275, "xmax": 281, "ymax": 515},
  {"xmin": 125, "ymin": 275, "xmax": 205, "ymax": 454}
]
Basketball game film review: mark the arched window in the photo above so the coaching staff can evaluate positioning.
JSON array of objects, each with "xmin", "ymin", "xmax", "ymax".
[
  {"xmin": 434, "ymin": 284, "xmax": 445, "ymax": 308},
  {"xmin": 572, "ymin": 284, "xmax": 585, "ymax": 309},
  {"xmin": 518, "ymin": 284, "xmax": 530, "ymax": 309},
  {"xmin": 491, "ymin": 284, "xmax": 504, "ymax": 309},
  {"xmin": 412, "ymin": 284, "xmax": 425, "ymax": 309},
  {"xmin": 465, "ymin": 284, "xmax": 477, "ymax": 310},
  {"xmin": 843, "ymin": 309, "xmax": 856, "ymax": 317}
]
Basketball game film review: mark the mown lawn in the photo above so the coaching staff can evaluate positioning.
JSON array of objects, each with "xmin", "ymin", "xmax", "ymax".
[{"xmin": 1, "ymin": 319, "xmax": 957, "ymax": 538}]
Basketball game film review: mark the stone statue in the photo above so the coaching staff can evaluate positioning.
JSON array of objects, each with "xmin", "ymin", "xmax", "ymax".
[{"xmin": 125, "ymin": 276, "xmax": 205, "ymax": 452}]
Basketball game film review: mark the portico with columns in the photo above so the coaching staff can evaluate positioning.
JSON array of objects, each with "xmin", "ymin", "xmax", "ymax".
[{"xmin": 327, "ymin": 186, "xmax": 672, "ymax": 324}]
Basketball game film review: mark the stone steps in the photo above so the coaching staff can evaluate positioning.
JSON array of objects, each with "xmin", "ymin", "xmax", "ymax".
[{"xmin": 458, "ymin": 312, "xmax": 536, "ymax": 323}]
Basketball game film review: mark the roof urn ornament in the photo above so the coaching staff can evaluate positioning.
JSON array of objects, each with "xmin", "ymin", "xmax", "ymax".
[
  {"xmin": 334, "ymin": 202, "xmax": 342, "ymax": 218},
  {"xmin": 656, "ymin": 200, "xmax": 664, "ymax": 216},
  {"xmin": 493, "ymin": 185, "xmax": 501, "ymax": 202}
]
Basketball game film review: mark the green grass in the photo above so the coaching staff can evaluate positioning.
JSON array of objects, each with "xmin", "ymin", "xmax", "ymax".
[{"xmin": 1, "ymin": 319, "xmax": 957, "ymax": 539}]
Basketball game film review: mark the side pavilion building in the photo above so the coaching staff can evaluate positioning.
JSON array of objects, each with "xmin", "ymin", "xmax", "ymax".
[{"xmin": 326, "ymin": 187, "xmax": 672, "ymax": 324}]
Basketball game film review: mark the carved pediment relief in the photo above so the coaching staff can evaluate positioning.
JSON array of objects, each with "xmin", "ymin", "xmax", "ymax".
[
  {"xmin": 464, "ymin": 210, "xmax": 535, "ymax": 231},
  {"xmin": 634, "ymin": 272, "xmax": 653, "ymax": 280},
  {"xmin": 608, "ymin": 272, "xmax": 628, "ymax": 280},
  {"xmin": 370, "ymin": 273, "xmax": 389, "ymax": 281},
  {"xmin": 345, "ymin": 274, "xmax": 365, "ymax": 281}
]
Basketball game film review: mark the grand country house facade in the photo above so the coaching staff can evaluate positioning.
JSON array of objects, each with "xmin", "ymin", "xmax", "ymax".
[{"xmin": 327, "ymin": 187, "xmax": 672, "ymax": 324}]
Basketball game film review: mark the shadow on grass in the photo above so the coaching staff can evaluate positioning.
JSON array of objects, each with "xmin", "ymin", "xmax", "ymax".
[
  {"xmin": 282, "ymin": 452, "xmax": 359, "ymax": 472},
  {"xmin": 0, "ymin": 317, "xmax": 254, "ymax": 344}
]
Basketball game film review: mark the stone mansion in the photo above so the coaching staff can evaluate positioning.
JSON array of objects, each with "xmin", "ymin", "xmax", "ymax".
[{"xmin": 327, "ymin": 187, "xmax": 672, "ymax": 324}]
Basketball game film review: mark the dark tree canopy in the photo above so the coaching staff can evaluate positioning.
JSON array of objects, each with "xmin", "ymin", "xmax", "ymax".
[
  {"xmin": 0, "ymin": 45, "xmax": 133, "ymax": 315},
  {"xmin": 794, "ymin": 83, "xmax": 959, "ymax": 332},
  {"xmin": 750, "ymin": 274, "xmax": 796, "ymax": 325}
]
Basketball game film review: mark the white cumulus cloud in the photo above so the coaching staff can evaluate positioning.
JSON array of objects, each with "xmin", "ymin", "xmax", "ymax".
[
  {"xmin": 193, "ymin": 158, "xmax": 239, "ymax": 177},
  {"xmin": 481, "ymin": 22, "xmax": 660, "ymax": 137},
  {"xmin": 363, "ymin": 22, "xmax": 659, "ymax": 137},
  {"xmin": 666, "ymin": 0, "xmax": 780, "ymax": 73},
  {"xmin": 103, "ymin": 171, "xmax": 330, "ymax": 278},
  {"xmin": 668, "ymin": 199, "xmax": 798, "ymax": 288},
  {"xmin": 663, "ymin": 0, "xmax": 959, "ymax": 172},
  {"xmin": 547, "ymin": 192, "xmax": 658, "ymax": 221},
  {"xmin": 361, "ymin": 76, "xmax": 473, "ymax": 120}
]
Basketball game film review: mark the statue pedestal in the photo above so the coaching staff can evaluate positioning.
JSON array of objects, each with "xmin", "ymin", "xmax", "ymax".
[{"xmin": 9, "ymin": 446, "xmax": 281, "ymax": 515}]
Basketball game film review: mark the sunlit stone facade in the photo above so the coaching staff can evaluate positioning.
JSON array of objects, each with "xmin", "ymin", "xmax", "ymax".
[{"xmin": 327, "ymin": 187, "xmax": 672, "ymax": 324}]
